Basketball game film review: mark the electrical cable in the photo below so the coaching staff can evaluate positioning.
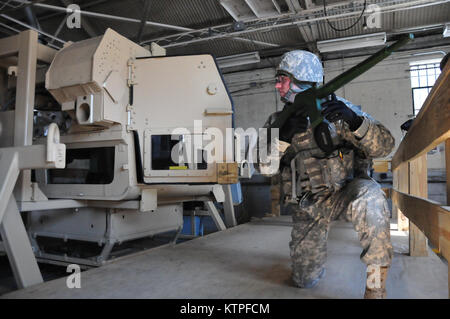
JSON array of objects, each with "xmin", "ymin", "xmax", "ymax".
[{"xmin": 323, "ymin": 0, "xmax": 367, "ymax": 32}]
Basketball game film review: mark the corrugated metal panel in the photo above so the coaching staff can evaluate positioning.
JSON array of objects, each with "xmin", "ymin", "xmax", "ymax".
[
  {"xmin": 48, "ymin": 0, "xmax": 234, "ymax": 41},
  {"xmin": 315, "ymin": 1, "xmax": 450, "ymax": 40},
  {"xmin": 161, "ymin": 1, "xmax": 450, "ymax": 55},
  {"xmin": 1, "ymin": 0, "xmax": 449, "ymax": 55},
  {"xmin": 167, "ymin": 25, "xmax": 303, "ymax": 57}
]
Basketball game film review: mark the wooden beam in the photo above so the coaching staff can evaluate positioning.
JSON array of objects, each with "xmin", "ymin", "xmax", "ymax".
[
  {"xmin": 392, "ymin": 62, "xmax": 450, "ymax": 170},
  {"xmin": 408, "ymin": 155, "xmax": 428, "ymax": 256},
  {"xmin": 391, "ymin": 189, "xmax": 449, "ymax": 249}
]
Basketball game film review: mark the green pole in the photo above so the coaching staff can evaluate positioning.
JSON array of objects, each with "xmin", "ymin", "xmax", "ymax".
[{"xmin": 316, "ymin": 34, "xmax": 414, "ymax": 98}]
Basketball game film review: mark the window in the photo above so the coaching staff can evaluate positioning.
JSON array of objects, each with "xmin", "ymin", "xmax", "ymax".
[
  {"xmin": 47, "ymin": 147, "xmax": 115, "ymax": 184},
  {"xmin": 151, "ymin": 135, "xmax": 207, "ymax": 170},
  {"xmin": 409, "ymin": 58, "xmax": 442, "ymax": 115}
]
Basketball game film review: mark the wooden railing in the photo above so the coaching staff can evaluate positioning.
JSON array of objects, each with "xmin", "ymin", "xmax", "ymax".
[{"xmin": 391, "ymin": 61, "xmax": 450, "ymax": 297}]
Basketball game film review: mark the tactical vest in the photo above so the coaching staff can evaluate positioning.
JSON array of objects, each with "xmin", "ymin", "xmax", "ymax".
[{"xmin": 280, "ymin": 123, "xmax": 371, "ymax": 203}]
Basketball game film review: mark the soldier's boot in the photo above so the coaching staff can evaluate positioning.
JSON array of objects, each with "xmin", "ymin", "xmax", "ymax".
[{"xmin": 364, "ymin": 265, "xmax": 389, "ymax": 299}]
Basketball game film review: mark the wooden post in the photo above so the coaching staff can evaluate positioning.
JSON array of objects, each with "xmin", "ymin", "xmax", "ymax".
[
  {"xmin": 396, "ymin": 162, "xmax": 410, "ymax": 231},
  {"xmin": 446, "ymin": 139, "xmax": 450, "ymax": 207},
  {"xmin": 408, "ymin": 155, "xmax": 428, "ymax": 256},
  {"xmin": 445, "ymin": 139, "xmax": 450, "ymax": 297}
]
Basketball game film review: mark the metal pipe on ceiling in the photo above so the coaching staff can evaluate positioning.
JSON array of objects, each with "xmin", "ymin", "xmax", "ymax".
[
  {"xmin": 141, "ymin": 0, "xmax": 388, "ymax": 44},
  {"xmin": 8, "ymin": 0, "xmax": 279, "ymax": 48},
  {"xmin": 0, "ymin": 21, "xmax": 21, "ymax": 33},
  {"xmin": 9, "ymin": 0, "xmax": 192, "ymax": 32}
]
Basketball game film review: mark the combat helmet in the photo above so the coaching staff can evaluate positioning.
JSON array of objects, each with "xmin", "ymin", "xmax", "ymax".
[{"xmin": 277, "ymin": 50, "xmax": 323, "ymax": 84}]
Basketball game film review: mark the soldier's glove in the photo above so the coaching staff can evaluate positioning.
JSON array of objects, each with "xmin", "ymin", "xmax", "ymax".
[{"xmin": 321, "ymin": 94, "xmax": 363, "ymax": 131}]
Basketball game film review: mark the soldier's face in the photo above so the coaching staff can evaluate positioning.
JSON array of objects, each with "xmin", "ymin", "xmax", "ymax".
[{"xmin": 275, "ymin": 75, "xmax": 291, "ymax": 98}]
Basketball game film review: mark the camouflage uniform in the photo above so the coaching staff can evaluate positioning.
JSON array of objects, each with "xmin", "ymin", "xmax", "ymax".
[
  {"xmin": 279, "ymin": 99, "xmax": 395, "ymax": 288},
  {"xmin": 261, "ymin": 50, "xmax": 395, "ymax": 288}
]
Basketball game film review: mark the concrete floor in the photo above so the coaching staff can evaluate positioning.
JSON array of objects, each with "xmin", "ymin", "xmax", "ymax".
[{"xmin": 1, "ymin": 217, "xmax": 448, "ymax": 299}]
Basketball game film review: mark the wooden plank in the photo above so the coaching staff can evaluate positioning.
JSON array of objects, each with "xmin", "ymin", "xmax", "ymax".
[
  {"xmin": 373, "ymin": 160, "xmax": 390, "ymax": 173},
  {"xmin": 392, "ymin": 62, "xmax": 450, "ymax": 170},
  {"xmin": 408, "ymin": 155, "xmax": 428, "ymax": 256},
  {"xmin": 391, "ymin": 190, "xmax": 449, "ymax": 249}
]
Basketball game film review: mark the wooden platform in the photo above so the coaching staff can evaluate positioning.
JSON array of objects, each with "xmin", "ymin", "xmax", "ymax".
[{"xmin": 1, "ymin": 217, "xmax": 448, "ymax": 299}]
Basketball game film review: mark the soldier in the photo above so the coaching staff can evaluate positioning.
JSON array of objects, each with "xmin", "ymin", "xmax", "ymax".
[{"xmin": 260, "ymin": 50, "xmax": 395, "ymax": 299}]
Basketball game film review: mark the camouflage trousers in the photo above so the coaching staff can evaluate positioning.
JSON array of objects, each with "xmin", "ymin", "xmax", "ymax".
[{"xmin": 288, "ymin": 177, "xmax": 393, "ymax": 288}]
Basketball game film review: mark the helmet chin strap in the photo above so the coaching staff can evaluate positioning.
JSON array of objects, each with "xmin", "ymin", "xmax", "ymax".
[{"xmin": 281, "ymin": 82, "xmax": 311, "ymax": 103}]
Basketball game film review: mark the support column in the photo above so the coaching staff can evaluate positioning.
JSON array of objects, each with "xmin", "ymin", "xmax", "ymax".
[
  {"xmin": 222, "ymin": 185, "xmax": 237, "ymax": 227},
  {"xmin": 446, "ymin": 139, "xmax": 450, "ymax": 206},
  {"xmin": 395, "ymin": 162, "xmax": 409, "ymax": 231},
  {"xmin": 13, "ymin": 30, "xmax": 38, "ymax": 202},
  {"xmin": 445, "ymin": 139, "xmax": 450, "ymax": 298},
  {"xmin": 409, "ymin": 155, "xmax": 428, "ymax": 256}
]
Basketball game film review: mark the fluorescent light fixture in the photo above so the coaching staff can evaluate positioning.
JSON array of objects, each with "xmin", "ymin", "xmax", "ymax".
[
  {"xmin": 216, "ymin": 51, "xmax": 260, "ymax": 68},
  {"xmin": 317, "ymin": 32, "xmax": 387, "ymax": 53},
  {"xmin": 444, "ymin": 23, "xmax": 450, "ymax": 37}
]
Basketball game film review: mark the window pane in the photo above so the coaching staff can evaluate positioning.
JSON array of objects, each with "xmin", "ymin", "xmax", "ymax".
[
  {"xmin": 428, "ymin": 74, "xmax": 435, "ymax": 86},
  {"xmin": 410, "ymin": 76, "xmax": 419, "ymax": 87},
  {"xmin": 419, "ymin": 74, "xmax": 428, "ymax": 86},
  {"xmin": 410, "ymin": 59, "xmax": 442, "ymax": 115},
  {"xmin": 413, "ymin": 88, "xmax": 429, "ymax": 114}
]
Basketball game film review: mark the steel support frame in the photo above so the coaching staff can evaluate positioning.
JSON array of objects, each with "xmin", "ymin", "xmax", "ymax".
[
  {"xmin": 140, "ymin": 0, "xmax": 447, "ymax": 47},
  {"xmin": 222, "ymin": 184, "xmax": 237, "ymax": 228},
  {"xmin": 0, "ymin": 31, "xmax": 60, "ymax": 289},
  {"xmin": 204, "ymin": 201, "xmax": 227, "ymax": 231},
  {"xmin": 12, "ymin": 30, "xmax": 37, "ymax": 202},
  {"xmin": 0, "ymin": 151, "xmax": 42, "ymax": 288},
  {"xmin": 6, "ymin": 0, "xmax": 278, "ymax": 48}
]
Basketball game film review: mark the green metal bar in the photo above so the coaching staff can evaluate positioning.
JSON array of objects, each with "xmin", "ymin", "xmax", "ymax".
[{"xmin": 316, "ymin": 34, "xmax": 414, "ymax": 98}]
